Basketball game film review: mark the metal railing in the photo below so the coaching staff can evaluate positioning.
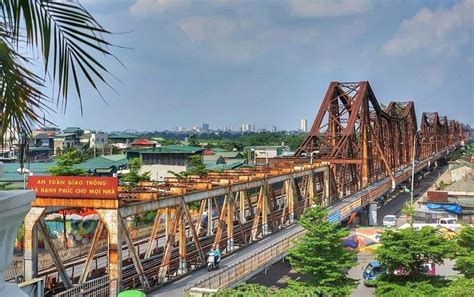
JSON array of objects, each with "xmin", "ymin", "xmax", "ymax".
[
  {"xmin": 186, "ymin": 228, "xmax": 305, "ymax": 292},
  {"xmin": 54, "ymin": 275, "xmax": 109, "ymax": 297},
  {"xmin": 19, "ymin": 277, "xmax": 44, "ymax": 297}
]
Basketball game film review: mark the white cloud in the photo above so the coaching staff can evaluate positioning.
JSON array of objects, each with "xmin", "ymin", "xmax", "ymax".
[
  {"xmin": 383, "ymin": 0, "xmax": 473, "ymax": 56},
  {"xmin": 290, "ymin": 0, "xmax": 373, "ymax": 17},
  {"xmin": 129, "ymin": 0, "xmax": 188, "ymax": 16},
  {"xmin": 179, "ymin": 16, "xmax": 236, "ymax": 42}
]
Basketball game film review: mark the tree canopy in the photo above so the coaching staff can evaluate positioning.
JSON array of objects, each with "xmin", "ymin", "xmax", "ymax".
[
  {"xmin": 121, "ymin": 158, "xmax": 150, "ymax": 185},
  {"xmin": 48, "ymin": 148, "xmax": 87, "ymax": 176},
  {"xmin": 453, "ymin": 225, "xmax": 474, "ymax": 278},
  {"xmin": 287, "ymin": 206, "xmax": 357, "ymax": 295},
  {"xmin": 375, "ymin": 226, "xmax": 452, "ymax": 278}
]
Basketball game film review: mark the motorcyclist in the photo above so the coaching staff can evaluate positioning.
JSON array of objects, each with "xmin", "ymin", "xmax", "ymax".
[{"xmin": 208, "ymin": 244, "xmax": 221, "ymax": 267}]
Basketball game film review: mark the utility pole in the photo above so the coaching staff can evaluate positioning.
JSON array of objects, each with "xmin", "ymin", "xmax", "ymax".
[{"xmin": 410, "ymin": 133, "xmax": 416, "ymax": 205}]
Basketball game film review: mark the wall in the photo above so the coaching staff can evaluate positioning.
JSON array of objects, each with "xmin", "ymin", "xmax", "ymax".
[
  {"xmin": 141, "ymin": 164, "xmax": 187, "ymax": 181},
  {"xmin": 90, "ymin": 132, "xmax": 108, "ymax": 147}
]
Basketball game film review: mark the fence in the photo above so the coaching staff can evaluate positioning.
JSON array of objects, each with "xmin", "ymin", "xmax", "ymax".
[
  {"xmin": 54, "ymin": 275, "xmax": 109, "ymax": 297},
  {"xmin": 186, "ymin": 228, "xmax": 305, "ymax": 293}
]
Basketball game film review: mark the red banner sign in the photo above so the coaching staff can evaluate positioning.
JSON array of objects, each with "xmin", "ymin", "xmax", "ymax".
[{"xmin": 28, "ymin": 176, "xmax": 118, "ymax": 199}]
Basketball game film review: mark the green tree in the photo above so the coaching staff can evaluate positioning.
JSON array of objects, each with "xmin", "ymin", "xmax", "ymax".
[
  {"xmin": 287, "ymin": 206, "xmax": 357, "ymax": 295},
  {"xmin": 401, "ymin": 201, "xmax": 415, "ymax": 226},
  {"xmin": 375, "ymin": 226, "xmax": 451, "ymax": 278},
  {"xmin": 48, "ymin": 148, "xmax": 87, "ymax": 176},
  {"xmin": 453, "ymin": 226, "xmax": 474, "ymax": 278},
  {"xmin": 121, "ymin": 158, "xmax": 151, "ymax": 185},
  {"xmin": 0, "ymin": 1, "xmax": 114, "ymax": 151},
  {"xmin": 214, "ymin": 283, "xmax": 315, "ymax": 297},
  {"xmin": 186, "ymin": 154, "xmax": 208, "ymax": 176},
  {"xmin": 188, "ymin": 134, "xmax": 200, "ymax": 147},
  {"xmin": 440, "ymin": 277, "xmax": 474, "ymax": 296}
]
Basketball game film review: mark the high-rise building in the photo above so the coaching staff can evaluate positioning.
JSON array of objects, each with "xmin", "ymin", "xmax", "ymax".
[
  {"xmin": 300, "ymin": 118, "xmax": 307, "ymax": 132},
  {"xmin": 202, "ymin": 123, "xmax": 209, "ymax": 131}
]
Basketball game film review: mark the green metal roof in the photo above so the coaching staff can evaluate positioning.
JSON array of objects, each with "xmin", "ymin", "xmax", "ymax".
[
  {"xmin": 108, "ymin": 133, "xmax": 137, "ymax": 139},
  {"xmin": 211, "ymin": 148, "xmax": 227, "ymax": 152},
  {"xmin": 1, "ymin": 162, "xmax": 56, "ymax": 182},
  {"xmin": 217, "ymin": 152, "xmax": 243, "ymax": 158},
  {"xmin": 76, "ymin": 154, "xmax": 128, "ymax": 171},
  {"xmin": 207, "ymin": 161, "xmax": 244, "ymax": 171}
]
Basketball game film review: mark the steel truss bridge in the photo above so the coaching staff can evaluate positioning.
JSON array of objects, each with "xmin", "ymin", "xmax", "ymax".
[{"xmin": 19, "ymin": 81, "xmax": 467, "ymax": 296}]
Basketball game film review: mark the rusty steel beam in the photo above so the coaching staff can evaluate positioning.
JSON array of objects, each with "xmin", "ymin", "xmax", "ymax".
[
  {"xmin": 78, "ymin": 220, "xmax": 104, "ymax": 284},
  {"xmin": 120, "ymin": 166, "xmax": 327, "ymax": 217},
  {"xmin": 120, "ymin": 218, "xmax": 150, "ymax": 290},
  {"xmin": 38, "ymin": 220, "xmax": 73, "ymax": 289}
]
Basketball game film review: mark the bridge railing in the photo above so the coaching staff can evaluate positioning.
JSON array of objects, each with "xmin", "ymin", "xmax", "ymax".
[
  {"xmin": 53, "ymin": 275, "xmax": 109, "ymax": 297},
  {"xmin": 185, "ymin": 228, "xmax": 305, "ymax": 293}
]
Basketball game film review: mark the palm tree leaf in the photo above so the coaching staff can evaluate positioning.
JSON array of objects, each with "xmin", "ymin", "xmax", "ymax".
[{"xmin": 1, "ymin": 0, "xmax": 116, "ymax": 107}]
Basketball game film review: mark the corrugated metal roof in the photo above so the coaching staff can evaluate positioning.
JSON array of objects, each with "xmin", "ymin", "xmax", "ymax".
[
  {"xmin": 108, "ymin": 133, "xmax": 137, "ymax": 139},
  {"xmin": 76, "ymin": 154, "xmax": 128, "ymax": 171},
  {"xmin": 1, "ymin": 162, "xmax": 55, "ymax": 182},
  {"xmin": 207, "ymin": 161, "xmax": 244, "ymax": 171},
  {"xmin": 217, "ymin": 152, "xmax": 243, "ymax": 158}
]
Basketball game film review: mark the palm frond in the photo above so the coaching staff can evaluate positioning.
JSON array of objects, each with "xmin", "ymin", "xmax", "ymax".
[
  {"xmin": 1, "ymin": 0, "xmax": 115, "ymax": 112},
  {"xmin": 0, "ymin": 36, "xmax": 51, "ymax": 137}
]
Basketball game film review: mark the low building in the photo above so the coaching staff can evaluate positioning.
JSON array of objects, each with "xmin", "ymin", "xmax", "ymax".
[
  {"xmin": 108, "ymin": 133, "xmax": 137, "ymax": 150},
  {"xmin": 203, "ymin": 155, "xmax": 226, "ymax": 167},
  {"xmin": 77, "ymin": 154, "xmax": 128, "ymax": 177},
  {"xmin": 245, "ymin": 145, "xmax": 291, "ymax": 164},
  {"xmin": 53, "ymin": 133, "xmax": 82, "ymax": 154},
  {"xmin": 131, "ymin": 138, "xmax": 157, "ymax": 149},
  {"xmin": 216, "ymin": 151, "xmax": 244, "ymax": 162},
  {"xmin": 126, "ymin": 145, "xmax": 204, "ymax": 180},
  {"xmin": 82, "ymin": 130, "xmax": 108, "ymax": 148}
]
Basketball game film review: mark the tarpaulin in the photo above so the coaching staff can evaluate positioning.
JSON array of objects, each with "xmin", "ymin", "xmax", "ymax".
[{"xmin": 426, "ymin": 203, "xmax": 462, "ymax": 215}]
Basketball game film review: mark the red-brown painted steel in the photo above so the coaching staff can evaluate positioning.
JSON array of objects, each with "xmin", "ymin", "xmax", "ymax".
[{"xmin": 296, "ymin": 81, "xmax": 466, "ymax": 196}]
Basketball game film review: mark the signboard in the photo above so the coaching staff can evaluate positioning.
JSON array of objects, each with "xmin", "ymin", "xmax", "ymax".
[{"xmin": 28, "ymin": 176, "xmax": 118, "ymax": 199}]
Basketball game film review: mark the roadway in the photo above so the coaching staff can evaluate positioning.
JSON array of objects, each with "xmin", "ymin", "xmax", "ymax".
[
  {"xmin": 376, "ymin": 165, "xmax": 445, "ymax": 225},
  {"xmin": 148, "ymin": 224, "xmax": 302, "ymax": 296}
]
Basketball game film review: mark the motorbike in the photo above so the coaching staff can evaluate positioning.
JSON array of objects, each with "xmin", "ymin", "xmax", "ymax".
[{"xmin": 207, "ymin": 253, "xmax": 218, "ymax": 271}]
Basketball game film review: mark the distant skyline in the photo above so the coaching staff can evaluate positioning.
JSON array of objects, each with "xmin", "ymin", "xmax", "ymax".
[{"xmin": 47, "ymin": 0, "xmax": 472, "ymax": 131}]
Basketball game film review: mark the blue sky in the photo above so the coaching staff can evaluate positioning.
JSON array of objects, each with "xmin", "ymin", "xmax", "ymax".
[{"xmin": 51, "ymin": 0, "xmax": 473, "ymax": 131}]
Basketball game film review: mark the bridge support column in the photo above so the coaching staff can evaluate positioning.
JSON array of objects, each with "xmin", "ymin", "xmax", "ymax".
[
  {"xmin": 24, "ymin": 207, "xmax": 45, "ymax": 281},
  {"xmin": 261, "ymin": 185, "xmax": 268, "ymax": 236},
  {"xmin": 287, "ymin": 180, "xmax": 295, "ymax": 224},
  {"xmin": 178, "ymin": 214, "xmax": 188, "ymax": 275},
  {"xmin": 226, "ymin": 192, "xmax": 235, "ymax": 252},
  {"xmin": 368, "ymin": 202, "xmax": 378, "ymax": 226},
  {"xmin": 207, "ymin": 199, "xmax": 213, "ymax": 236},
  {"xmin": 239, "ymin": 191, "xmax": 247, "ymax": 223},
  {"xmin": 165, "ymin": 207, "xmax": 171, "ymax": 240},
  {"xmin": 323, "ymin": 167, "xmax": 330, "ymax": 206},
  {"xmin": 97, "ymin": 209, "xmax": 122, "ymax": 297}
]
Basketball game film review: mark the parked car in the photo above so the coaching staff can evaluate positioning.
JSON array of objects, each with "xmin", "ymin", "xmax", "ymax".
[
  {"xmin": 363, "ymin": 261, "xmax": 386, "ymax": 286},
  {"xmin": 382, "ymin": 215, "xmax": 397, "ymax": 228}
]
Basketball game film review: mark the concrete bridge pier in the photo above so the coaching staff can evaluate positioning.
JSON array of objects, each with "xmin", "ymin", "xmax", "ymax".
[{"xmin": 368, "ymin": 202, "xmax": 378, "ymax": 226}]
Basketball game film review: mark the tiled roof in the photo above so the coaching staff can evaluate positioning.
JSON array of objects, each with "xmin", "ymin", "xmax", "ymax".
[
  {"xmin": 129, "ymin": 145, "xmax": 204, "ymax": 154},
  {"xmin": 131, "ymin": 138, "xmax": 155, "ymax": 145}
]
